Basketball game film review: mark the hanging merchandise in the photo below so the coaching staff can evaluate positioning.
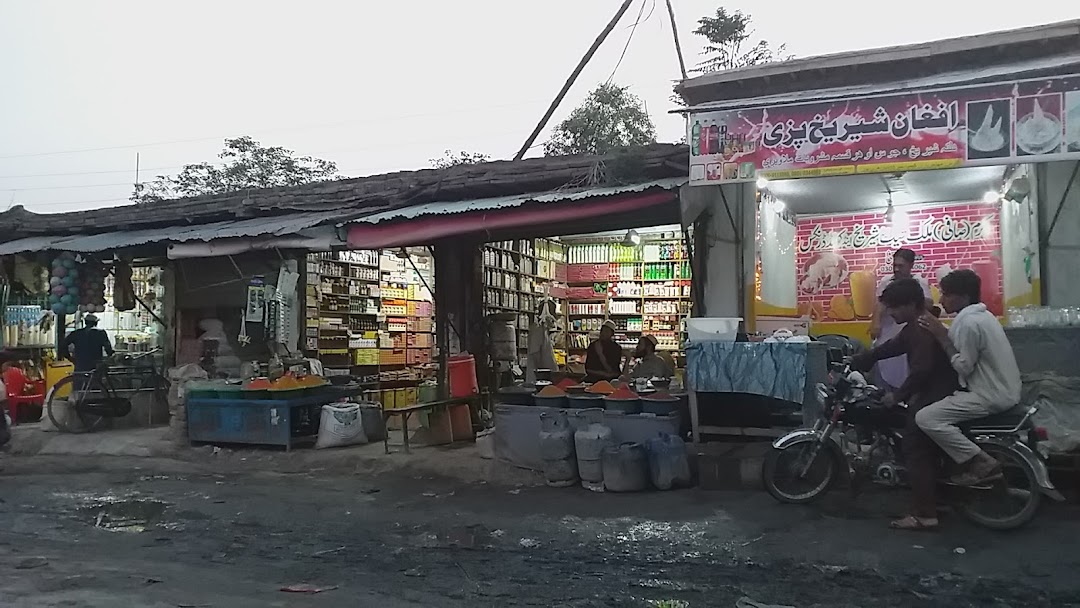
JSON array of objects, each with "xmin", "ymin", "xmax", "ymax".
[
  {"xmin": 47, "ymin": 253, "xmax": 80, "ymax": 316},
  {"xmin": 237, "ymin": 307, "xmax": 252, "ymax": 347},
  {"xmin": 245, "ymin": 276, "xmax": 266, "ymax": 323},
  {"xmin": 113, "ymin": 260, "xmax": 136, "ymax": 312},
  {"xmin": 76, "ymin": 258, "xmax": 108, "ymax": 314}
]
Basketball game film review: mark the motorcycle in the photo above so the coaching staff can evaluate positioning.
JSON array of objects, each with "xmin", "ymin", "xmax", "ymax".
[{"xmin": 762, "ymin": 357, "xmax": 1064, "ymax": 530}]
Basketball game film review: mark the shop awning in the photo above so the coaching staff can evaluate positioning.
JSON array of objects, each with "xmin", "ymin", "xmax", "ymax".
[
  {"xmin": 679, "ymin": 52, "xmax": 1080, "ymax": 113},
  {"xmin": 0, "ymin": 211, "xmax": 348, "ymax": 256},
  {"xmin": 345, "ymin": 178, "xmax": 687, "ymax": 248}
]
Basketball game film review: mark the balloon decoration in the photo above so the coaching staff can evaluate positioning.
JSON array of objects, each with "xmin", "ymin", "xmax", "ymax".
[{"xmin": 47, "ymin": 253, "xmax": 109, "ymax": 316}]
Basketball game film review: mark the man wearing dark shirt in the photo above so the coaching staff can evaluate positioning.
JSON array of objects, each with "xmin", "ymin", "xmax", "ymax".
[
  {"xmin": 61, "ymin": 314, "xmax": 114, "ymax": 373},
  {"xmin": 584, "ymin": 321, "xmax": 624, "ymax": 383},
  {"xmin": 853, "ymin": 278, "xmax": 960, "ymax": 530}
]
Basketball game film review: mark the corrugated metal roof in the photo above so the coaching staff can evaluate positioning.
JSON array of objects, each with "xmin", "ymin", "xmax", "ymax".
[
  {"xmin": 0, "ymin": 211, "xmax": 347, "ymax": 255},
  {"xmin": 681, "ymin": 53, "xmax": 1080, "ymax": 113},
  {"xmin": 350, "ymin": 177, "xmax": 688, "ymax": 224}
]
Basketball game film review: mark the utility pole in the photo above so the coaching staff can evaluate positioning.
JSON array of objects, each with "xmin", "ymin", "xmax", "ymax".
[
  {"xmin": 513, "ymin": 0, "xmax": 637, "ymax": 160},
  {"xmin": 665, "ymin": 0, "xmax": 688, "ymax": 80}
]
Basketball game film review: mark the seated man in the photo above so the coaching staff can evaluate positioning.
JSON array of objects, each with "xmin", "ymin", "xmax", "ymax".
[
  {"xmin": 583, "ymin": 321, "xmax": 623, "ymax": 383},
  {"xmin": 852, "ymin": 278, "xmax": 960, "ymax": 530},
  {"xmin": 917, "ymin": 269, "xmax": 1022, "ymax": 485},
  {"xmin": 623, "ymin": 335, "xmax": 674, "ymax": 380}
]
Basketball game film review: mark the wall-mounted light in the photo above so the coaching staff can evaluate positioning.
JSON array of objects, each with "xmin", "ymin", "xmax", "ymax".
[
  {"xmin": 983, "ymin": 190, "xmax": 1002, "ymax": 204},
  {"xmin": 622, "ymin": 229, "xmax": 642, "ymax": 247},
  {"xmin": 771, "ymin": 199, "xmax": 786, "ymax": 214},
  {"xmin": 756, "ymin": 176, "xmax": 770, "ymax": 190}
]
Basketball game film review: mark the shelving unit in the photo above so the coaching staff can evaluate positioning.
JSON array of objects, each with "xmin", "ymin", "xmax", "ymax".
[
  {"xmin": 304, "ymin": 249, "xmax": 438, "ymax": 407},
  {"xmin": 377, "ymin": 249, "xmax": 437, "ymax": 401},
  {"xmin": 482, "ymin": 238, "xmax": 568, "ymax": 366},
  {"xmin": 565, "ymin": 239, "xmax": 691, "ymax": 355},
  {"xmin": 305, "ymin": 250, "xmax": 382, "ymax": 379}
]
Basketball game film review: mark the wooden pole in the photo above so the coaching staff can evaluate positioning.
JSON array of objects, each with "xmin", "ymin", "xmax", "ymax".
[
  {"xmin": 512, "ymin": 0, "xmax": 637, "ymax": 161},
  {"xmin": 665, "ymin": 0, "xmax": 688, "ymax": 80}
]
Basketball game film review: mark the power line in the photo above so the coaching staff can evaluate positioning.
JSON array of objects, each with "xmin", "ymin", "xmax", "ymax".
[
  {"xmin": 0, "ymin": 99, "xmax": 551, "ymax": 161},
  {"xmin": 607, "ymin": 0, "xmax": 651, "ymax": 84},
  {"xmin": 0, "ymin": 181, "xmax": 134, "ymax": 192},
  {"xmin": 0, "ymin": 165, "xmax": 183, "ymax": 180}
]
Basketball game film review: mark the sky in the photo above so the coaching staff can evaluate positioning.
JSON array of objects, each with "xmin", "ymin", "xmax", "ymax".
[{"xmin": 1, "ymin": 1, "xmax": 1078, "ymax": 214}]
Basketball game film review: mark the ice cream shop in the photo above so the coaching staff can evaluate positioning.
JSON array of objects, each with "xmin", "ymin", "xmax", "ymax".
[{"xmin": 674, "ymin": 20, "xmax": 1080, "ymax": 442}]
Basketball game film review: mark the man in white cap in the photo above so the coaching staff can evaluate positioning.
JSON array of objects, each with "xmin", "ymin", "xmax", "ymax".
[
  {"xmin": 624, "ymin": 335, "xmax": 674, "ymax": 380},
  {"xmin": 60, "ymin": 314, "xmax": 114, "ymax": 375}
]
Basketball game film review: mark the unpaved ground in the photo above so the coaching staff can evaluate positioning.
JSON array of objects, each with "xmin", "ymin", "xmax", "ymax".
[{"xmin": 2, "ymin": 453, "xmax": 1079, "ymax": 607}]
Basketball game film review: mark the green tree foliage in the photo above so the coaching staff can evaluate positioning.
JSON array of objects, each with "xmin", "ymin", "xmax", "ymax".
[
  {"xmin": 544, "ymin": 82, "xmax": 657, "ymax": 156},
  {"xmin": 430, "ymin": 150, "xmax": 491, "ymax": 169},
  {"xmin": 693, "ymin": 8, "xmax": 789, "ymax": 74},
  {"xmin": 132, "ymin": 136, "xmax": 339, "ymax": 202}
]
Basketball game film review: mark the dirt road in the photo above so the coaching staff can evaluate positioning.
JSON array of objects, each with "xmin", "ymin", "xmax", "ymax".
[{"xmin": 2, "ymin": 455, "xmax": 1079, "ymax": 607}]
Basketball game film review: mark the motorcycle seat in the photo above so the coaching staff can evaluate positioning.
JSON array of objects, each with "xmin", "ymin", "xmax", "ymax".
[{"xmin": 959, "ymin": 404, "xmax": 1032, "ymax": 431}]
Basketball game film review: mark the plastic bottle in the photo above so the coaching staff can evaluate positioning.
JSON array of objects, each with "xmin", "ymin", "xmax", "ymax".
[{"xmin": 691, "ymin": 121, "xmax": 701, "ymax": 156}]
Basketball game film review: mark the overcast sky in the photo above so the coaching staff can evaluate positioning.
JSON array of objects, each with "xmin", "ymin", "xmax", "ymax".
[{"xmin": 1, "ymin": 1, "xmax": 1077, "ymax": 214}]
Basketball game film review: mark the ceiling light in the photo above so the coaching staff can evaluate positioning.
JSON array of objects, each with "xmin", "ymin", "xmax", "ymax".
[
  {"xmin": 756, "ymin": 176, "xmax": 769, "ymax": 190},
  {"xmin": 983, "ymin": 190, "xmax": 1002, "ymax": 204},
  {"xmin": 771, "ymin": 199, "xmax": 786, "ymax": 214},
  {"xmin": 622, "ymin": 229, "xmax": 642, "ymax": 247}
]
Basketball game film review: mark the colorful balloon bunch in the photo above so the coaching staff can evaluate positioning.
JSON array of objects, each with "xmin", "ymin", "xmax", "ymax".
[{"xmin": 47, "ymin": 253, "xmax": 108, "ymax": 316}]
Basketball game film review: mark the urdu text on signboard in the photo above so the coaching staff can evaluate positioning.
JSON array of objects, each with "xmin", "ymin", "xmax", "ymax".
[{"xmin": 688, "ymin": 74, "xmax": 1080, "ymax": 185}]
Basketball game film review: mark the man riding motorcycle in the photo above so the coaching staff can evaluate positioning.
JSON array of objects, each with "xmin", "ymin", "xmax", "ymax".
[
  {"xmin": 917, "ymin": 269, "xmax": 1023, "ymax": 486},
  {"xmin": 851, "ymin": 278, "xmax": 959, "ymax": 530}
]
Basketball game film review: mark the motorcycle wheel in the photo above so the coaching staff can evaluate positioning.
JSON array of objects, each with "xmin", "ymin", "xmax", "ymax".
[
  {"xmin": 957, "ymin": 443, "xmax": 1042, "ymax": 530},
  {"xmin": 763, "ymin": 438, "xmax": 841, "ymax": 504}
]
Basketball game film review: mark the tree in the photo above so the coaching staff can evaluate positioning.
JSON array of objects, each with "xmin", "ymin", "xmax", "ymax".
[
  {"xmin": 132, "ymin": 136, "xmax": 339, "ymax": 202},
  {"xmin": 430, "ymin": 150, "xmax": 491, "ymax": 169},
  {"xmin": 692, "ymin": 8, "xmax": 789, "ymax": 74},
  {"xmin": 543, "ymin": 82, "xmax": 657, "ymax": 157}
]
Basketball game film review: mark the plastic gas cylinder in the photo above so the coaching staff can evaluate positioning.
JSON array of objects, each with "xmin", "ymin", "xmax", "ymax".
[{"xmin": 539, "ymin": 410, "xmax": 578, "ymax": 487}]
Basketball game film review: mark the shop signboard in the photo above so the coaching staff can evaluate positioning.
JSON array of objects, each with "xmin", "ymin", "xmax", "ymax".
[
  {"xmin": 795, "ymin": 203, "xmax": 1003, "ymax": 323},
  {"xmin": 689, "ymin": 74, "xmax": 1080, "ymax": 185}
]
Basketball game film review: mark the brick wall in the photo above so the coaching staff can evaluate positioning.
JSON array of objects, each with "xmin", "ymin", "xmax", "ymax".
[{"xmin": 795, "ymin": 202, "xmax": 1002, "ymax": 320}]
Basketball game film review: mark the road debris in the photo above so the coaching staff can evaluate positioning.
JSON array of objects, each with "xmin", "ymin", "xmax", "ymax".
[
  {"xmin": 312, "ymin": 545, "xmax": 346, "ymax": 557},
  {"xmin": 15, "ymin": 556, "xmax": 49, "ymax": 570},
  {"xmin": 280, "ymin": 584, "xmax": 339, "ymax": 593}
]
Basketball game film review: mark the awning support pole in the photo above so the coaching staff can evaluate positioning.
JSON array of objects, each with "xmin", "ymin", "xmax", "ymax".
[{"xmin": 1045, "ymin": 161, "xmax": 1080, "ymax": 242}]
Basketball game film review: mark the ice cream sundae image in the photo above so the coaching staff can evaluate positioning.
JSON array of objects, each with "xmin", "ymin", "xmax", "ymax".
[
  {"xmin": 1017, "ymin": 99, "xmax": 1062, "ymax": 155},
  {"xmin": 970, "ymin": 104, "xmax": 1005, "ymax": 152},
  {"xmin": 800, "ymin": 252, "xmax": 849, "ymax": 294}
]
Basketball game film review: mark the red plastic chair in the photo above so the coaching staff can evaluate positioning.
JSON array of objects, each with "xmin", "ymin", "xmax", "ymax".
[{"xmin": 3, "ymin": 367, "xmax": 44, "ymax": 426}]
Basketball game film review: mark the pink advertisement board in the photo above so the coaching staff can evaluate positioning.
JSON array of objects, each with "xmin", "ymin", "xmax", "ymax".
[
  {"xmin": 795, "ymin": 203, "xmax": 1003, "ymax": 322},
  {"xmin": 689, "ymin": 74, "xmax": 1080, "ymax": 185}
]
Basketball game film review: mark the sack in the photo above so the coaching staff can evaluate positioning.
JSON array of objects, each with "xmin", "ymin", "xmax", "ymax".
[{"xmin": 314, "ymin": 403, "xmax": 368, "ymax": 449}]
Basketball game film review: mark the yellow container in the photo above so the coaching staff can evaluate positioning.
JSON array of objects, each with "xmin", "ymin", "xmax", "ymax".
[
  {"xmin": 46, "ymin": 360, "xmax": 74, "ymax": 399},
  {"xmin": 381, "ymin": 389, "xmax": 397, "ymax": 409}
]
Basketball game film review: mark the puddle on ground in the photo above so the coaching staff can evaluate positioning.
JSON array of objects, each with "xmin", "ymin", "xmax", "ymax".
[{"xmin": 78, "ymin": 497, "xmax": 169, "ymax": 533}]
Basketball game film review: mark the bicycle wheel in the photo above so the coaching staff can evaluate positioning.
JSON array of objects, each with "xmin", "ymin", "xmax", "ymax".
[{"xmin": 46, "ymin": 375, "xmax": 107, "ymax": 434}]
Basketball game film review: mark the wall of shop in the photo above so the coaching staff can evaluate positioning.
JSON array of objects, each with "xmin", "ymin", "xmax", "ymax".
[
  {"xmin": 1039, "ymin": 161, "xmax": 1080, "ymax": 307},
  {"xmin": 679, "ymin": 183, "xmax": 755, "ymax": 321},
  {"xmin": 1000, "ymin": 164, "xmax": 1041, "ymax": 308}
]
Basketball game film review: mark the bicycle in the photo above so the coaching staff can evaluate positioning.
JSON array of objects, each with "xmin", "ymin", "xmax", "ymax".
[{"xmin": 45, "ymin": 349, "xmax": 171, "ymax": 433}]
